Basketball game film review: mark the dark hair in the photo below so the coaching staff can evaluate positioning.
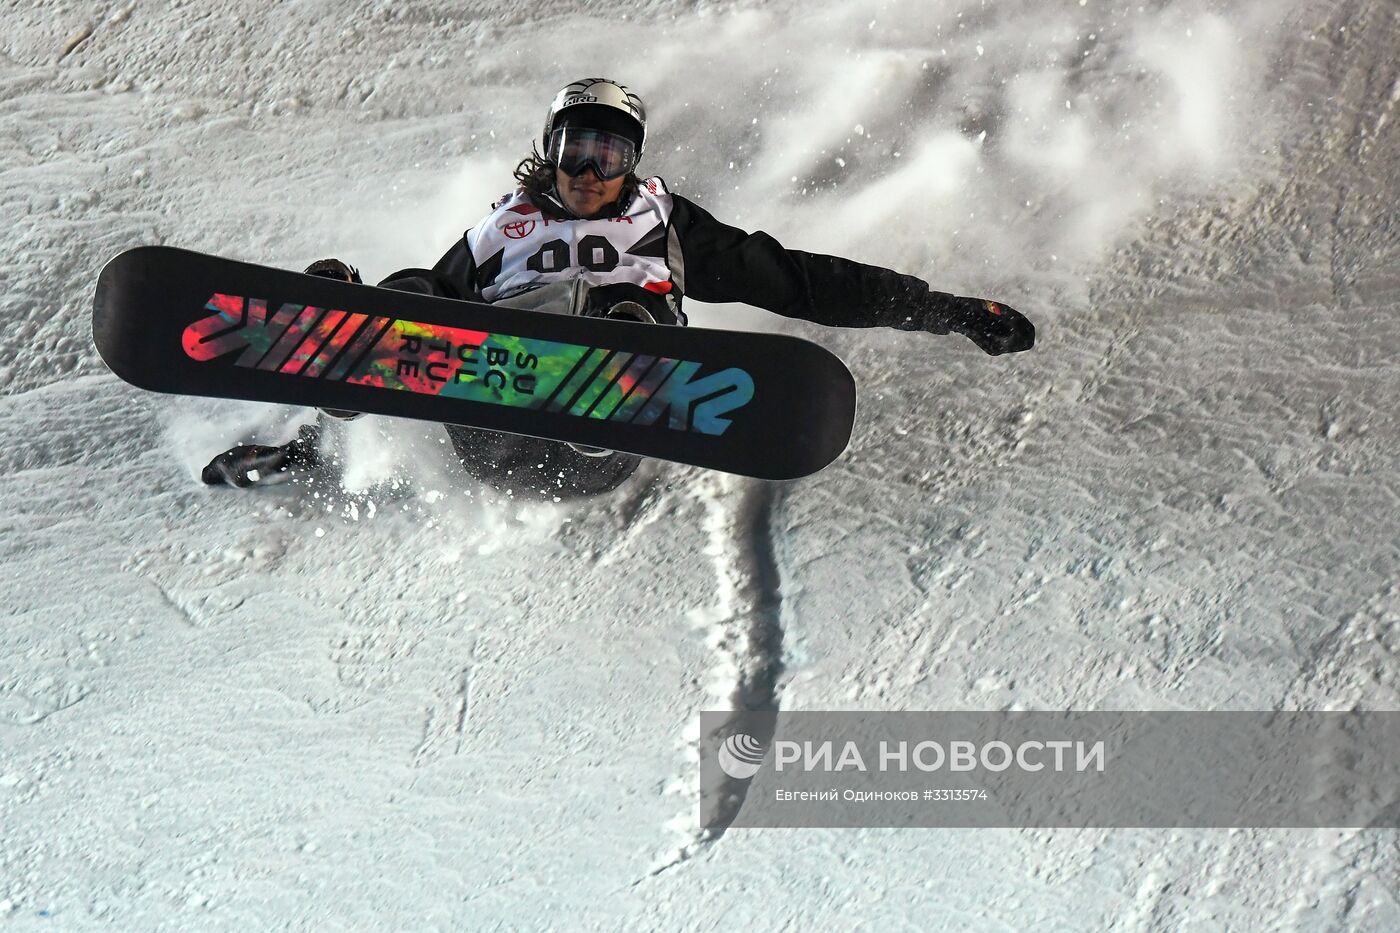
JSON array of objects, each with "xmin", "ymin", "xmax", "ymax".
[{"xmin": 512, "ymin": 144, "xmax": 640, "ymax": 211}]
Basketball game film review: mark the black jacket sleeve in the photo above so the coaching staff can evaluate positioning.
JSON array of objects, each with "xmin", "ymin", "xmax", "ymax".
[
  {"xmin": 377, "ymin": 234, "xmax": 481, "ymax": 300},
  {"xmin": 668, "ymin": 193, "xmax": 960, "ymax": 332}
]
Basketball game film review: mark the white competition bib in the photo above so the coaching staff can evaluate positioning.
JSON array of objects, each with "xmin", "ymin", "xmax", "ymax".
[{"xmin": 466, "ymin": 177, "xmax": 676, "ymax": 307}]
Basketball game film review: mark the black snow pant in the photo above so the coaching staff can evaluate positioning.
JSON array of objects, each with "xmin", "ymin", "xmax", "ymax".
[{"xmin": 443, "ymin": 424, "xmax": 641, "ymax": 499}]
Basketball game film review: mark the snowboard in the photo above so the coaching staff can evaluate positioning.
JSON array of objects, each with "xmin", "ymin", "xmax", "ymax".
[{"xmin": 92, "ymin": 246, "xmax": 857, "ymax": 480}]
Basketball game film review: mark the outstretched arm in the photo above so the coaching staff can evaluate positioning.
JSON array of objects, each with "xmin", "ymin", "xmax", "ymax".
[{"xmin": 668, "ymin": 194, "xmax": 1034, "ymax": 355}]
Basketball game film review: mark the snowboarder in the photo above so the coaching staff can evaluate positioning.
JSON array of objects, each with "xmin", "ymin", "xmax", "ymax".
[{"xmin": 202, "ymin": 77, "xmax": 1035, "ymax": 496}]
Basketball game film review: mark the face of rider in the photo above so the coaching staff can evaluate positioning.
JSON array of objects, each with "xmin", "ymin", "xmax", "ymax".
[{"xmin": 555, "ymin": 164, "xmax": 626, "ymax": 219}]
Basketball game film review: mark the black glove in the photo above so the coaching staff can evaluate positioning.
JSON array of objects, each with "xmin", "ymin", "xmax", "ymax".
[
  {"xmin": 201, "ymin": 443, "xmax": 295, "ymax": 487},
  {"xmin": 914, "ymin": 293, "xmax": 1034, "ymax": 355},
  {"xmin": 201, "ymin": 424, "xmax": 321, "ymax": 487}
]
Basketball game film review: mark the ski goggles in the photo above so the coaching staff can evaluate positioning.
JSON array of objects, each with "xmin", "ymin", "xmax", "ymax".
[{"xmin": 547, "ymin": 126, "xmax": 639, "ymax": 181}]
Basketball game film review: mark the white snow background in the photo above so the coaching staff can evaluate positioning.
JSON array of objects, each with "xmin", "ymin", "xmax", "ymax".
[{"xmin": 3, "ymin": 0, "xmax": 1399, "ymax": 928}]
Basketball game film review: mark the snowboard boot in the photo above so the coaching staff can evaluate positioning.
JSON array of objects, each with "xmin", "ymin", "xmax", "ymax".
[
  {"xmin": 201, "ymin": 423, "xmax": 322, "ymax": 488},
  {"xmin": 568, "ymin": 301, "xmax": 658, "ymax": 457}
]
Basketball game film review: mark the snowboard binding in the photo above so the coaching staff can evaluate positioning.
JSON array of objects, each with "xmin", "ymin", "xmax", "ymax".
[
  {"xmin": 303, "ymin": 257, "xmax": 362, "ymax": 284},
  {"xmin": 303, "ymin": 258, "xmax": 365, "ymax": 421},
  {"xmin": 568, "ymin": 301, "xmax": 657, "ymax": 457}
]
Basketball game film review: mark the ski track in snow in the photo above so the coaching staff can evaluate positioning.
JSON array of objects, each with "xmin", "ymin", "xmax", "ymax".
[
  {"xmin": 4, "ymin": 0, "xmax": 1400, "ymax": 928},
  {"xmin": 644, "ymin": 473, "xmax": 788, "ymax": 875}
]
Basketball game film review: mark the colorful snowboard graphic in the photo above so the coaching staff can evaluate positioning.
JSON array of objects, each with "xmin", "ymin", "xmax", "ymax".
[
  {"xmin": 93, "ymin": 246, "xmax": 856, "ymax": 479},
  {"xmin": 182, "ymin": 292, "xmax": 755, "ymax": 437}
]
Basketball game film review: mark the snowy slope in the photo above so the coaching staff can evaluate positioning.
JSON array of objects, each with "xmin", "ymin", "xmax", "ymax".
[{"xmin": 2, "ymin": 0, "xmax": 1398, "ymax": 928}]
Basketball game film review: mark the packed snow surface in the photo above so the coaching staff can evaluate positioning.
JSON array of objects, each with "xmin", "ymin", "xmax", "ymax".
[{"xmin": 2, "ymin": 0, "xmax": 1398, "ymax": 928}]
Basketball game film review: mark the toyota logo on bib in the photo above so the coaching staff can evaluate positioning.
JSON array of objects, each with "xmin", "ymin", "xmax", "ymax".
[{"xmin": 501, "ymin": 219, "xmax": 536, "ymax": 239}]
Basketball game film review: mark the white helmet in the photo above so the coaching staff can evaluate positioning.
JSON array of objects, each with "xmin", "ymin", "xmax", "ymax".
[{"xmin": 542, "ymin": 78, "xmax": 647, "ymax": 158}]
